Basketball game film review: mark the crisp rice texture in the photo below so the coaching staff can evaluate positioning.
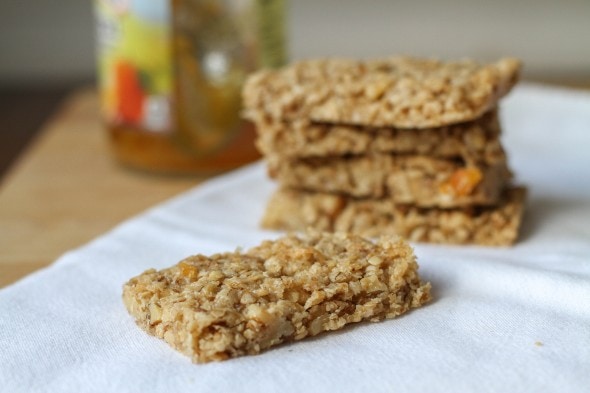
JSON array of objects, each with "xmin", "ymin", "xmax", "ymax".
[
  {"xmin": 266, "ymin": 154, "xmax": 511, "ymax": 206},
  {"xmin": 122, "ymin": 232, "xmax": 431, "ymax": 363},
  {"xmin": 254, "ymin": 109, "xmax": 504, "ymax": 165},
  {"xmin": 244, "ymin": 57, "xmax": 520, "ymax": 128},
  {"xmin": 262, "ymin": 187, "xmax": 526, "ymax": 246}
]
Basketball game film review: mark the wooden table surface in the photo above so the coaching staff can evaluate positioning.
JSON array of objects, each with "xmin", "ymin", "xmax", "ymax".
[{"xmin": 0, "ymin": 88, "xmax": 208, "ymax": 288}]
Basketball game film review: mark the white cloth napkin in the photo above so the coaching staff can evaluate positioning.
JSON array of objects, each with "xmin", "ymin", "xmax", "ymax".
[{"xmin": 1, "ymin": 84, "xmax": 590, "ymax": 393}]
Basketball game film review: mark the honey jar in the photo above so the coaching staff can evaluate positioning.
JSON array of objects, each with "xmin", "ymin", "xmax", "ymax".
[{"xmin": 94, "ymin": 0, "xmax": 286, "ymax": 174}]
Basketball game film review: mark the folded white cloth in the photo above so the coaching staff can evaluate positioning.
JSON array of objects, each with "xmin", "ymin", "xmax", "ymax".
[{"xmin": 1, "ymin": 84, "xmax": 589, "ymax": 393}]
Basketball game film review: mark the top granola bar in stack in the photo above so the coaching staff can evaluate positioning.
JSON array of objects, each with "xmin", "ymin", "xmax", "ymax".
[{"xmin": 243, "ymin": 57, "xmax": 521, "ymax": 128}]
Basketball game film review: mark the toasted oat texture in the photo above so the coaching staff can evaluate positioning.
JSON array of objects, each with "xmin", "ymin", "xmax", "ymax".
[
  {"xmin": 267, "ymin": 154, "xmax": 511, "ymax": 207},
  {"xmin": 262, "ymin": 187, "xmax": 526, "ymax": 246},
  {"xmin": 122, "ymin": 232, "xmax": 431, "ymax": 363},
  {"xmin": 254, "ymin": 109, "xmax": 505, "ymax": 165},
  {"xmin": 243, "ymin": 57, "xmax": 520, "ymax": 128}
]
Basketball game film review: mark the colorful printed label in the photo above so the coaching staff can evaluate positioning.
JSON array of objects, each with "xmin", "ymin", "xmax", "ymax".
[{"xmin": 95, "ymin": 0, "xmax": 172, "ymax": 132}]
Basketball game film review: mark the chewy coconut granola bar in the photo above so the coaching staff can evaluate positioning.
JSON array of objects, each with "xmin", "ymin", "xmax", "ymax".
[
  {"xmin": 254, "ymin": 109, "xmax": 505, "ymax": 165},
  {"xmin": 262, "ymin": 187, "xmax": 526, "ymax": 246},
  {"xmin": 243, "ymin": 57, "xmax": 520, "ymax": 128},
  {"xmin": 267, "ymin": 154, "xmax": 511, "ymax": 207},
  {"xmin": 123, "ymin": 232, "xmax": 431, "ymax": 363}
]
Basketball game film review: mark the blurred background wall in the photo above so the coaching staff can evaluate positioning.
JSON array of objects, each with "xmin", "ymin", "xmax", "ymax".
[{"xmin": 1, "ymin": 0, "xmax": 589, "ymax": 87}]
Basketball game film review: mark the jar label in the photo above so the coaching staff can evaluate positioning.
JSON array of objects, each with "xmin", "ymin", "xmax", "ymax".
[{"xmin": 95, "ymin": 0, "xmax": 172, "ymax": 133}]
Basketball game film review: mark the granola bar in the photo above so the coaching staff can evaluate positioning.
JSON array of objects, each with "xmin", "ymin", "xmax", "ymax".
[
  {"xmin": 243, "ymin": 57, "xmax": 520, "ymax": 128},
  {"xmin": 262, "ymin": 187, "xmax": 526, "ymax": 246},
  {"xmin": 122, "ymin": 232, "xmax": 431, "ymax": 363},
  {"xmin": 254, "ymin": 109, "xmax": 505, "ymax": 165},
  {"xmin": 267, "ymin": 154, "xmax": 511, "ymax": 207}
]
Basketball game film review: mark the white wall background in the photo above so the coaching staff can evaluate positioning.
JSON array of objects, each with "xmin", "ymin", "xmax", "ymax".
[{"xmin": 1, "ymin": 0, "xmax": 589, "ymax": 86}]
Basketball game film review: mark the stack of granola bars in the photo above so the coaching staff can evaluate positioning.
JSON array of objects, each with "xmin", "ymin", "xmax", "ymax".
[{"xmin": 243, "ymin": 57, "xmax": 527, "ymax": 245}]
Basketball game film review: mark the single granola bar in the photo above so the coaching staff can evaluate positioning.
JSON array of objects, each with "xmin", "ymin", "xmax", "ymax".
[
  {"xmin": 262, "ymin": 187, "xmax": 526, "ymax": 246},
  {"xmin": 122, "ymin": 232, "xmax": 431, "ymax": 363},
  {"xmin": 243, "ymin": 57, "xmax": 520, "ymax": 128},
  {"xmin": 254, "ymin": 109, "xmax": 505, "ymax": 165},
  {"xmin": 267, "ymin": 154, "xmax": 511, "ymax": 207}
]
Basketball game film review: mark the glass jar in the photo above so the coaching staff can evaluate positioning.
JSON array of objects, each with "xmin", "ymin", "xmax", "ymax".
[{"xmin": 94, "ymin": 0, "xmax": 286, "ymax": 174}]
